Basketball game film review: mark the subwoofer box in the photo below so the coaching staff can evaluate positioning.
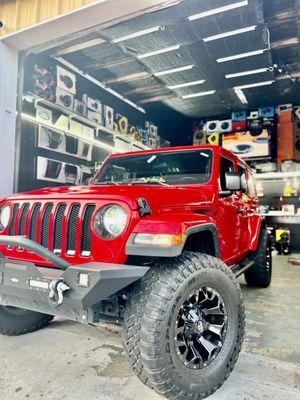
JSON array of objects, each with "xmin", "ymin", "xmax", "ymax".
[{"xmin": 277, "ymin": 121, "xmax": 294, "ymax": 165}]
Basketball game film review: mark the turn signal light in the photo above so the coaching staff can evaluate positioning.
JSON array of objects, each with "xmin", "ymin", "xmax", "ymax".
[{"xmin": 134, "ymin": 233, "xmax": 183, "ymax": 247}]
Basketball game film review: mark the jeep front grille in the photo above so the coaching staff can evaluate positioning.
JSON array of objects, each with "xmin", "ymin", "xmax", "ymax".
[{"xmin": 6, "ymin": 202, "xmax": 96, "ymax": 257}]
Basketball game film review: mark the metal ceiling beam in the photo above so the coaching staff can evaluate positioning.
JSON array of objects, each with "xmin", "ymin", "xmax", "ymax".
[
  {"xmin": 104, "ymin": 71, "xmax": 150, "ymax": 84},
  {"xmin": 51, "ymin": 37, "xmax": 106, "ymax": 57},
  {"xmin": 271, "ymin": 37, "xmax": 299, "ymax": 49}
]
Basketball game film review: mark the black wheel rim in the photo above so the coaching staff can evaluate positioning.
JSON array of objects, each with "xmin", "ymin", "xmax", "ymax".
[{"xmin": 175, "ymin": 286, "xmax": 227, "ymax": 370}]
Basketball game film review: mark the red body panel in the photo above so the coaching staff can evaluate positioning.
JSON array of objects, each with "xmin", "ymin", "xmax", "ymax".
[{"xmin": 0, "ymin": 146, "xmax": 262, "ymax": 267}]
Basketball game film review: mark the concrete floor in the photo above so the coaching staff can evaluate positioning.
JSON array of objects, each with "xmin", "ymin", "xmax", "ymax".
[{"xmin": 0, "ymin": 255, "xmax": 299, "ymax": 400}]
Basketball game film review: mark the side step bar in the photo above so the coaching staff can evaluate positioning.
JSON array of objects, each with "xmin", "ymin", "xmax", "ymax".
[{"xmin": 232, "ymin": 259, "xmax": 255, "ymax": 278}]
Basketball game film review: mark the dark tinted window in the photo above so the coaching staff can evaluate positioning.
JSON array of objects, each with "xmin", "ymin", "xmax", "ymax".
[
  {"xmin": 238, "ymin": 165, "xmax": 247, "ymax": 193},
  {"xmin": 95, "ymin": 150, "xmax": 212, "ymax": 186}
]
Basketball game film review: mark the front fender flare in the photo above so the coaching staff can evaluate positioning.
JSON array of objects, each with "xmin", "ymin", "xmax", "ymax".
[{"xmin": 126, "ymin": 219, "xmax": 220, "ymax": 258}]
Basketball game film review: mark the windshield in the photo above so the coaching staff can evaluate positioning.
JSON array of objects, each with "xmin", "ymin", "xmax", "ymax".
[{"xmin": 94, "ymin": 149, "xmax": 212, "ymax": 186}]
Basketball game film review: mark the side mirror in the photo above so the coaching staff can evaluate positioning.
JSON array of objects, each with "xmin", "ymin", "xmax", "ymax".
[{"xmin": 225, "ymin": 172, "xmax": 241, "ymax": 191}]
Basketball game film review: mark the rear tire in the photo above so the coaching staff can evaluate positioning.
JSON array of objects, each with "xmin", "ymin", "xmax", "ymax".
[
  {"xmin": 123, "ymin": 252, "xmax": 245, "ymax": 399},
  {"xmin": 245, "ymin": 229, "xmax": 272, "ymax": 288},
  {"xmin": 0, "ymin": 306, "xmax": 53, "ymax": 336}
]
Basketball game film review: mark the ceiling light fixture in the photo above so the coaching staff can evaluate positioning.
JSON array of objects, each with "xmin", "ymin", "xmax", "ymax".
[
  {"xmin": 154, "ymin": 65, "xmax": 194, "ymax": 76},
  {"xmin": 187, "ymin": 0, "xmax": 248, "ymax": 21},
  {"xmin": 225, "ymin": 67, "xmax": 270, "ymax": 78},
  {"xmin": 203, "ymin": 25, "xmax": 256, "ymax": 42},
  {"xmin": 234, "ymin": 88, "xmax": 248, "ymax": 104},
  {"xmin": 234, "ymin": 80, "xmax": 275, "ymax": 90},
  {"xmin": 112, "ymin": 26, "xmax": 162, "ymax": 43},
  {"xmin": 167, "ymin": 79, "xmax": 205, "ymax": 89},
  {"xmin": 137, "ymin": 45, "xmax": 180, "ymax": 59},
  {"xmin": 182, "ymin": 90, "xmax": 216, "ymax": 99},
  {"xmin": 217, "ymin": 48, "xmax": 268, "ymax": 63}
]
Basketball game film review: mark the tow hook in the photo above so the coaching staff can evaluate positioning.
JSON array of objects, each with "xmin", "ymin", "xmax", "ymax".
[{"xmin": 49, "ymin": 279, "xmax": 70, "ymax": 306}]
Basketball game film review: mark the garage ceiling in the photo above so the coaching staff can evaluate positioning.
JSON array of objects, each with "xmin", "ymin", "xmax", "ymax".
[{"xmin": 47, "ymin": 0, "xmax": 300, "ymax": 119}]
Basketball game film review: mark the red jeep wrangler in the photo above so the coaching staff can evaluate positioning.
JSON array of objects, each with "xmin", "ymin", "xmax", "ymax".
[{"xmin": 0, "ymin": 145, "xmax": 271, "ymax": 399}]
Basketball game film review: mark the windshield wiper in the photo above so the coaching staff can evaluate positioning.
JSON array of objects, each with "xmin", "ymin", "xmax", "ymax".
[{"xmin": 130, "ymin": 180, "xmax": 170, "ymax": 187}]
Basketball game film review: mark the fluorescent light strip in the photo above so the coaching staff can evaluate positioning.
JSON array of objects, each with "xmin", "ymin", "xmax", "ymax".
[
  {"xmin": 112, "ymin": 26, "xmax": 161, "ymax": 43},
  {"xmin": 182, "ymin": 90, "xmax": 216, "ymax": 99},
  {"xmin": 234, "ymin": 80, "xmax": 275, "ymax": 90},
  {"xmin": 154, "ymin": 65, "xmax": 194, "ymax": 76},
  {"xmin": 217, "ymin": 48, "xmax": 268, "ymax": 63},
  {"xmin": 55, "ymin": 57, "xmax": 145, "ymax": 114},
  {"xmin": 203, "ymin": 25, "xmax": 256, "ymax": 42},
  {"xmin": 226, "ymin": 67, "xmax": 269, "ymax": 79},
  {"xmin": 188, "ymin": 0, "xmax": 248, "ymax": 21},
  {"xmin": 234, "ymin": 88, "xmax": 248, "ymax": 104},
  {"xmin": 167, "ymin": 79, "xmax": 205, "ymax": 89},
  {"xmin": 137, "ymin": 45, "xmax": 180, "ymax": 59}
]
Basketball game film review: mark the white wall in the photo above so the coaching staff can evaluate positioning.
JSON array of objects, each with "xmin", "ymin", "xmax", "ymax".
[{"xmin": 0, "ymin": 42, "xmax": 18, "ymax": 197}]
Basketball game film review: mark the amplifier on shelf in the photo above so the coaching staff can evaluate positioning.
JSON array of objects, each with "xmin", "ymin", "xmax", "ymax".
[
  {"xmin": 145, "ymin": 121, "xmax": 158, "ymax": 138},
  {"xmin": 87, "ymin": 110, "xmax": 102, "ymax": 125}
]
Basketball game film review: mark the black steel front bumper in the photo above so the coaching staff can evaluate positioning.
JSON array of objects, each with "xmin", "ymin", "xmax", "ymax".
[{"xmin": 0, "ymin": 236, "xmax": 149, "ymax": 324}]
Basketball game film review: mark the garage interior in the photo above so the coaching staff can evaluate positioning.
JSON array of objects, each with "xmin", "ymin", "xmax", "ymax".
[{"xmin": 0, "ymin": 0, "xmax": 300, "ymax": 399}]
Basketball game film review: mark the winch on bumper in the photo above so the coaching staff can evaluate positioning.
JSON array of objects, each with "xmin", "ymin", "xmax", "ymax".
[{"xmin": 0, "ymin": 236, "xmax": 149, "ymax": 324}]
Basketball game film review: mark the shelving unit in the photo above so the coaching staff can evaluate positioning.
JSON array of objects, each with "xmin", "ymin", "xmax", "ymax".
[{"xmin": 22, "ymin": 93, "xmax": 150, "ymax": 152}]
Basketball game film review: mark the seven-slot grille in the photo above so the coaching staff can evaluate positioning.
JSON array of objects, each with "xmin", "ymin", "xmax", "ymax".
[{"xmin": 6, "ymin": 202, "xmax": 96, "ymax": 257}]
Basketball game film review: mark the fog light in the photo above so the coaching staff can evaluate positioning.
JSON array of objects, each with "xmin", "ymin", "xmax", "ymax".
[
  {"xmin": 78, "ymin": 273, "xmax": 89, "ymax": 287},
  {"xmin": 134, "ymin": 233, "xmax": 183, "ymax": 247}
]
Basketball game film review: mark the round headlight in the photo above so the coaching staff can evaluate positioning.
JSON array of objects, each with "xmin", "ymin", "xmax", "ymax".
[
  {"xmin": 94, "ymin": 205, "xmax": 127, "ymax": 239},
  {"xmin": 0, "ymin": 205, "xmax": 11, "ymax": 231}
]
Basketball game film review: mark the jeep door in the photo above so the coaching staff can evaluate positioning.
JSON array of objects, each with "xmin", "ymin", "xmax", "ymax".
[{"xmin": 217, "ymin": 155, "xmax": 242, "ymax": 263}]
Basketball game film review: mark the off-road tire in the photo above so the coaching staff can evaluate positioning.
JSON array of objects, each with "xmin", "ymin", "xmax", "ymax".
[
  {"xmin": 123, "ymin": 252, "xmax": 245, "ymax": 399},
  {"xmin": 0, "ymin": 306, "xmax": 53, "ymax": 336},
  {"xmin": 245, "ymin": 229, "xmax": 272, "ymax": 288}
]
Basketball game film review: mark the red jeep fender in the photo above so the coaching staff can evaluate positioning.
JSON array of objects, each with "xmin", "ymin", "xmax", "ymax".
[
  {"xmin": 248, "ymin": 215, "xmax": 264, "ymax": 251},
  {"xmin": 126, "ymin": 214, "xmax": 220, "ymax": 258}
]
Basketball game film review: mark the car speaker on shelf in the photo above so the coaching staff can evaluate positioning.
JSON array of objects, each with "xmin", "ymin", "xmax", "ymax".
[
  {"xmin": 294, "ymin": 120, "xmax": 300, "ymax": 161},
  {"xmin": 34, "ymin": 65, "xmax": 53, "ymax": 84},
  {"xmin": 248, "ymin": 111, "xmax": 259, "ymax": 120},
  {"xmin": 65, "ymin": 135, "xmax": 79, "ymax": 155},
  {"xmin": 294, "ymin": 107, "xmax": 300, "ymax": 120},
  {"xmin": 73, "ymin": 99, "xmax": 86, "ymax": 116},
  {"xmin": 64, "ymin": 164, "xmax": 78, "ymax": 184},
  {"xmin": 145, "ymin": 121, "xmax": 158, "ymax": 138},
  {"xmin": 104, "ymin": 105, "xmax": 114, "ymax": 129},
  {"xmin": 83, "ymin": 94, "xmax": 102, "ymax": 113},
  {"xmin": 258, "ymin": 106, "xmax": 275, "ymax": 118},
  {"xmin": 232, "ymin": 120, "xmax": 246, "ymax": 132},
  {"xmin": 207, "ymin": 132, "xmax": 220, "ymax": 146},
  {"xmin": 56, "ymin": 65, "xmax": 76, "ymax": 94},
  {"xmin": 193, "ymin": 127, "xmax": 206, "ymax": 145},
  {"xmin": 219, "ymin": 120, "xmax": 232, "ymax": 133},
  {"xmin": 232, "ymin": 111, "xmax": 246, "ymax": 121},
  {"xmin": 248, "ymin": 119, "xmax": 263, "ymax": 136},
  {"xmin": 87, "ymin": 110, "xmax": 102, "ymax": 125},
  {"xmin": 115, "ymin": 114, "xmax": 128, "ymax": 135},
  {"xmin": 40, "ymin": 126, "xmax": 63, "ymax": 150},
  {"xmin": 56, "ymin": 87, "xmax": 74, "ymax": 110},
  {"xmin": 149, "ymin": 137, "xmax": 157, "ymax": 148},
  {"xmin": 206, "ymin": 120, "xmax": 219, "ymax": 133}
]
